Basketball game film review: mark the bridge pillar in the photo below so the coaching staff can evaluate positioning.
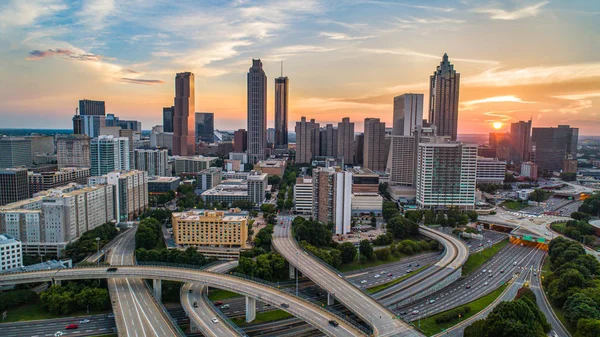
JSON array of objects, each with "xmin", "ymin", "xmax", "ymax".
[
  {"xmin": 289, "ymin": 264, "xmax": 295, "ymax": 279},
  {"xmin": 327, "ymin": 292, "xmax": 334, "ymax": 305},
  {"xmin": 245, "ymin": 296, "xmax": 256, "ymax": 323},
  {"xmin": 52, "ymin": 279, "xmax": 61, "ymax": 286},
  {"xmin": 153, "ymin": 279, "xmax": 162, "ymax": 302}
]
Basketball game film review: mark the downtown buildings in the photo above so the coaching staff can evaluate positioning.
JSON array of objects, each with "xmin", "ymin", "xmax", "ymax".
[
  {"xmin": 531, "ymin": 125, "xmax": 579, "ymax": 173},
  {"xmin": 313, "ymin": 167, "xmax": 352, "ymax": 235},
  {"xmin": 0, "ymin": 168, "xmax": 29, "ymax": 206},
  {"xmin": 173, "ymin": 72, "xmax": 195, "ymax": 156},
  {"xmin": 429, "ymin": 54, "xmax": 460, "ymax": 141},
  {"xmin": 90, "ymin": 135, "xmax": 130, "ymax": 176},
  {"xmin": 247, "ymin": 59, "xmax": 267, "ymax": 164},
  {"xmin": 274, "ymin": 75, "xmax": 289, "ymax": 150}
]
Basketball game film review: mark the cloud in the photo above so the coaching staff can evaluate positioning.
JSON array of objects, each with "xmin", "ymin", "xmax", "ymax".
[
  {"xmin": 359, "ymin": 1, "xmax": 454, "ymax": 12},
  {"xmin": 320, "ymin": 20, "xmax": 368, "ymax": 30},
  {"xmin": 463, "ymin": 62, "xmax": 600, "ymax": 86},
  {"xmin": 268, "ymin": 45, "xmax": 340, "ymax": 59},
  {"xmin": 361, "ymin": 48, "xmax": 500, "ymax": 65},
  {"xmin": 119, "ymin": 78, "xmax": 165, "ymax": 85},
  {"xmin": 319, "ymin": 32, "xmax": 376, "ymax": 41},
  {"xmin": 0, "ymin": 0, "xmax": 67, "ymax": 28},
  {"xmin": 396, "ymin": 16, "xmax": 465, "ymax": 24},
  {"xmin": 462, "ymin": 95, "xmax": 536, "ymax": 106},
  {"xmin": 26, "ymin": 48, "xmax": 102, "ymax": 61},
  {"xmin": 77, "ymin": 0, "xmax": 115, "ymax": 30},
  {"xmin": 552, "ymin": 92, "xmax": 600, "ymax": 100},
  {"xmin": 471, "ymin": 1, "xmax": 548, "ymax": 20}
]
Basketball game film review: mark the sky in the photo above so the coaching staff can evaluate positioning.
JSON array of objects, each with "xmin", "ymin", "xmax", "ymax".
[{"xmin": 0, "ymin": 0, "xmax": 599, "ymax": 135}]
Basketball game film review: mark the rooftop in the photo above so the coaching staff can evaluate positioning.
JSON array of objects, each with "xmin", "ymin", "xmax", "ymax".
[
  {"xmin": 0, "ymin": 234, "xmax": 18, "ymax": 244},
  {"xmin": 346, "ymin": 167, "xmax": 377, "ymax": 175},
  {"xmin": 256, "ymin": 159, "xmax": 286, "ymax": 168},
  {"xmin": 148, "ymin": 176, "xmax": 180, "ymax": 183},
  {"xmin": 173, "ymin": 209, "xmax": 248, "ymax": 221}
]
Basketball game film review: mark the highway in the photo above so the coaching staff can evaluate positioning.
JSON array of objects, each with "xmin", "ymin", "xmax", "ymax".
[
  {"xmin": 181, "ymin": 261, "xmax": 242, "ymax": 337},
  {"xmin": 0, "ymin": 314, "xmax": 115, "ymax": 337},
  {"xmin": 531, "ymin": 257, "xmax": 571, "ymax": 337},
  {"xmin": 273, "ymin": 216, "xmax": 423, "ymax": 337},
  {"xmin": 105, "ymin": 227, "xmax": 182, "ymax": 337},
  {"xmin": 0, "ymin": 266, "xmax": 368, "ymax": 337}
]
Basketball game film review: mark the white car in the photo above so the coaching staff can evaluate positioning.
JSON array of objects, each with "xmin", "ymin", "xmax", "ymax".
[
  {"xmin": 374, "ymin": 274, "xmax": 381, "ymax": 278},
  {"xmin": 79, "ymin": 319, "xmax": 91, "ymax": 323},
  {"xmin": 483, "ymin": 282, "xmax": 489, "ymax": 286},
  {"xmin": 211, "ymin": 317, "xmax": 219, "ymax": 324},
  {"xmin": 412, "ymin": 310, "xmax": 419, "ymax": 315},
  {"xmin": 429, "ymin": 299, "xmax": 436, "ymax": 304},
  {"xmin": 360, "ymin": 280, "xmax": 367, "ymax": 284},
  {"xmin": 54, "ymin": 332, "xmax": 64, "ymax": 337}
]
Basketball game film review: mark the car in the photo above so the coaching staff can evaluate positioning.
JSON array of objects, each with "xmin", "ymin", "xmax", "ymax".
[
  {"xmin": 400, "ymin": 311, "xmax": 407, "ymax": 315},
  {"xmin": 79, "ymin": 319, "xmax": 90, "ymax": 324},
  {"xmin": 387, "ymin": 273, "xmax": 393, "ymax": 277},
  {"xmin": 466, "ymin": 285, "xmax": 471, "ymax": 289},
  {"xmin": 264, "ymin": 303, "xmax": 271, "ymax": 307},
  {"xmin": 374, "ymin": 274, "xmax": 381, "ymax": 278},
  {"xmin": 360, "ymin": 280, "xmax": 367, "ymax": 284},
  {"xmin": 221, "ymin": 304, "xmax": 230, "ymax": 309},
  {"xmin": 489, "ymin": 274, "xmax": 493, "ymax": 278},
  {"xmin": 281, "ymin": 302, "xmax": 289, "ymax": 308},
  {"xmin": 483, "ymin": 282, "xmax": 489, "ymax": 286},
  {"xmin": 483, "ymin": 269, "xmax": 487, "ymax": 273},
  {"xmin": 514, "ymin": 261, "xmax": 518, "ymax": 265},
  {"xmin": 211, "ymin": 317, "xmax": 219, "ymax": 324},
  {"xmin": 412, "ymin": 310, "xmax": 419, "ymax": 315},
  {"xmin": 54, "ymin": 332, "xmax": 64, "ymax": 337},
  {"xmin": 488, "ymin": 270, "xmax": 492, "ymax": 273},
  {"xmin": 533, "ymin": 273, "xmax": 537, "ymax": 276},
  {"xmin": 407, "ymin": 263, "xmax": 412, "ymax": 267},
  {"xmin": 214, "ymin": 301, "xmax": 223, "ymax": 305},
  {"xmin": 66, "ymin": 324, "xmax": 78, "ymax": 330},
  {"xmin": 429, "ymin": 299, "xmax": 435, "ymax": 304},
  {"xmin": 415, "ymin": 263, "xmax": 420, "ymax": 267},
  {"xmin": 107, "ymin": 267, "xmax": 118, "ymax": 272},
  {"xmin": 406, "ymin": 269, "xmax": 412, "ymax": 273},
  {"xmin": 193, "ymin": 301, "xmax": 198, "ymax": 308},
  {"xmin": 107, "ymin": 313, "xmax": 115, "ymax": 318},
  {"xmin": 188, "ymin": 289, "xmax": 193, "ymax": 293},
  {"xmin": 500, "ymin": 269, "xmax": 504, "ymax": 273},
  {"xmin": 479, "ymin": 243, "xmax": 483, "ymax": 247},
  {"xmin": 328, "ymin": 320, "xmax": 339, "ymax": 327}
]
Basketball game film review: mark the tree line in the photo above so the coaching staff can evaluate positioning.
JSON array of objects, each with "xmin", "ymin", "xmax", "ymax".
[
  {"xmin": 64, "ymin": 222, "xmax": 119, "ymax": 263},
  {"xmin": 40, "ymin": 281, "xmax": 109, "ymax": 315},
  {"xmin": 136, "ymin": 247, "xmax": 207, "ymax": 266}
]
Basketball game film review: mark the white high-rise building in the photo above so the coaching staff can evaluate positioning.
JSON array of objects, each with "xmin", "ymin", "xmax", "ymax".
[
  {"xmin": 393, "ymin": 93, "xmax": 424, "ymax": 136},
  {"xmin": 293, "ymin": 177, "xmax": 313, "ymax": 214},
  {"xmin": 416, "ymin": 141, "xmax": 477, "ymax": 209},
  {"xmin": 476, "ymin": 157, "xmax": 506, "ymax": 185},
  {"xmin": 334, "ymin": 171, "xmax": 352, "ymax": 235},
  {"xmin": 0, "ymin": 234, "xmax": 22, "ymax": 271},
  {"xmin": 91, "ymin": 135, "xmax": 130, "ymax": 176},
  {"xmin": 89, "ymin": 171, "xmax": 148, "ymax": 222},
  {"xmin": 247, "ymin": 172, "xmax": 268, "ymax": 206},
  {"xmin": 135, "ymin": 147, "xmax": 169, "ymax": 177}
]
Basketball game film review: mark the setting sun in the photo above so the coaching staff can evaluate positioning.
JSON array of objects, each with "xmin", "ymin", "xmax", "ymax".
[{"xmin": 492, "ymin": 122, "xmax": 503, "ymax": 129}]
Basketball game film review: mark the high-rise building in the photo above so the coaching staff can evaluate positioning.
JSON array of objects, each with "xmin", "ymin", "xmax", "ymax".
[
  {"xmin": 334, "ymin": 171, "xmax": 352, "ymax": 235},
  {"xmin": 293, "ymin": 176, "xmax": 313, "ymax": 214},
  {"xmin": 195, "ymin": 112, "xmax": 215, "ymax": 143},
  {"xmin": 104, "ymin": 113, "xmax": 142, "ymax": 131},
  {"xmin": 274, "ymin": 76, "xmax": 289, "ymax": 149},
  {"xmin": 56, "ymin": 135, "xmax": 91, "ymax": 169},
  {"xmin": 90, "ymin": 135, "xmax": 130, "ymax": 176},
  {"xmin": 247, "ymin": 59, "xmax": 267, "ymax": 164},
  {"xmin": 79, "ymin": 99, "xmax": 105, "ymax": 116},
  {"xmin": 320, "ymin": 124, "xmax": 338, "ymax": 158},
  {"xmin": 510, "ymin": 120, "xmax": 532, "ymax": 164},
  {"xmin": 89, "ymin": 170, "xmax": 148, "ymax": 222},
  {"xmin": 476, "ymin": 157, "xmax": 506, "ymax": 185},
  {"xmin": 150, "ymin": 132, "xmax": 173, "ymax": 154},
  {"xmin": 173, "ymin": 72, "xmax": 195, "ymax": 156},
  {"xmin": 81, "ymin": 115, "xmax": 106, "ymax": 138},
  {"xmin": 337, "ymin": 117, "xmax": 355, "ymax": 166},
  {"xmin": 312, "ymin": 167, "xmax": 352, "ymax": 235},
  {"xmin": 429, "ymin": 54, "xmax": 460, "ymax": 141},
  {"xmin": 416, "ymin": 140, "xmax": 477, "ymax": 209},
  {"xmin": 0, "ymin": 168, "xmax": 29, "ymax": 206},
  {"xmin": 134, "ymin": 147, "xmax": 169, "ymax": 176},
  {"xmin": 531, "ymin": 125, "xmax": 578, "ymax": 173},
  {"xmin": 393, "ymin": 93, "xmax": 424, "ymax": 136},
  {"xmin": 266, "ymin": 128, "xmax": 276, "ymax": 145},
  {"xmin": 172, "ymin": 156, "xmax": 217, "ymax": 175},
  {"xmin": 386, "ymin": 135, "xmax": 417, "ymax": 186},
  {"xmin": 0, "ymin": 234, "xmax": 22, "ymax": 271},
  {"xmin": 27, "ymin": 136, "xmax": 54, "ymax": 155},
  {"xmin": 72, "ymin": 114, "xmax": 83, "ymax": 135},
  {"xmin": 295, "ymin": 117, "xmax": 320, "ymax": 164},
  {"xmin": 233, "ymin": 129, "xmax": 248, "ymax": 152},
  {"xmin": 363, "ymin": 118, "xmax": 386, "ymax": 171},
  {"xmin": 489, "ymin": 132, "xmax": 511, "ymax": 161},
  {"xmin": 163, "ymin": 106, "xmax": 174, "ymax": 133},
  {"xmin": 247, "ymin": 172, "xmax": 268, "ymax": 206},
  {"xmin": 198, "ymin": 167, "xmax": 222, "ymax": 192},
  {"xmin": 28, "ymin": 167, "xmax": 90, "ymax": 195},
  {"xmin": 354, "ymin": 134, "xmax": 364, "ymax": 166},
  {"xmin": 0, "ymin": 138, "xmax": 33, "ymax": 168},
  {"xmin": 521, "ymin": 162, "xmax": 538, "ymax": 180}
]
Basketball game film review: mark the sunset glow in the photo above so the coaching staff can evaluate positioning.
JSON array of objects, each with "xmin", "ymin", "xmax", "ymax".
[{"xmin": 493, "ymin": 122, "xmax": 503, "ymax": 130}]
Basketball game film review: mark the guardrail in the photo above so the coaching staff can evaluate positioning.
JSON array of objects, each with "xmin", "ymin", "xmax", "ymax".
[
  {"xmin": 202, "ymin": 291, "xmax": 248, "ymax": 336},
  {"xmin": 142, "ymin": 279, "xmax": 186, "ymax": 337}
]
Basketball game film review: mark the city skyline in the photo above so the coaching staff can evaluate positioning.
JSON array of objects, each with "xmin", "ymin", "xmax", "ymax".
[{"xmin": 0, "ymin": 1, "xmax": 599, "ymax": 135}]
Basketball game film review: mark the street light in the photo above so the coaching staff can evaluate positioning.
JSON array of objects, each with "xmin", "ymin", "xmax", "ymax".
[{"xmin": 96, "ymin": 237, "xmax": 101, "ymax": 266}]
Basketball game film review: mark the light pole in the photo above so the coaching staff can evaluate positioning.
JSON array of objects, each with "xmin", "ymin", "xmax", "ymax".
[{"xmin": 96, "ymin": 237, "xmax": 101, "ymax": 266}]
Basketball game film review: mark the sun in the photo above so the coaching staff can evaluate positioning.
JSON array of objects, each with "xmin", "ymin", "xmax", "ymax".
[{"xmin": 492, "ymin": 122, "xmax": 503, "ymax": 130}]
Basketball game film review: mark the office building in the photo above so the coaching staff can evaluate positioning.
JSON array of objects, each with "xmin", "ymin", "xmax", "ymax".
[
  {"xmin": 489, "ymin": 132, "xmax": 511, "ymax": 161},
  {"xmin": 0, "ymin": 183, "xmax": 115, "ymax": 256},
  {"xmin": 0, "ymin": 168, "xmax": 29, "ymax": 206},
  {"xmin": 198, "ymin": 167, "xmax": 222, "ymax": 192},
  {"xmin": 295, "ymin": 117, "xmax": 320, "ymax": 164},
  {"xmin": 81, "ymin": 115, "xmax": 106, "ymax": 138},
  {"xmin": 27, "ymin": 136, "xmax": 55, "ymax": 155},
  {"xmin": 274, "ymin": 76, "xmax": 289, "ymax": 149},
  {"xmin": 347, "ymin": 167, "xmax": 379, "ymax": 193},
  {"xmin": 28, "ymin": 167, "xmax": 90, "ymax": 195},
  {"xmin": 247, "ymin": 172, "xmax": 268, "ymax": 206},
  {"xmin": 195, "ymin": 112, "xmax": 215, "ymax": 143},
  {"xmin": 393, "ymin": 93, "xmax": 424, "ymax": 136},
  {"xmin": 225, "ymin": 159, "xmax": 242, "ymax": 172},
  {"xmin": 313, "ymin": 168, "xmax": 352, "ymax": 234},
  {"xmin": 293, "ymin": 177, "xmax": 313, "ymax": 214},
  {"xmin": 233, "ymin": 129, "xmax": 248, "ymax": 152},
  {"xmin": 354, "ymin": 134, "xmax": 364, "ymax": 166},
  {"xmin": 429, "ymin": 54, "xmax": 460, "ymax": 141},
  {"xmin": 134, "ymin": 147, "xmax": 169, "ymax": 177},
  {"xmin": 148, "ymin": 176, "xmax": 180, "ymax": 194},
  {"xmin": 72, "ymin": 114, "xmax": 83, "ymax": 135},
  {"xmin": 532, "ymin": 125, "xmax": 579, "ymax": 173},
  {"xmin": 247, "ymin": 59, "xmax": 267, "ymax": 164},
  {"xmin": 89, "ymin": 171, "xmax": 148, "ymax": 222},
  {"xmin": 334, "ymin": 171, "xmax": 352, "ymax": 235},
  {"xmin": 56, "ymin": 135, "xmax": 91, "ymax": 169},
  {"xmin": 351, "ymin": 193, "xmax": 383, "ymax": 216},
  {"xmin": 363, "ymin": 118, "xmax": 386, "ymax": 171},
  {"xmin": 163, "ymin": 106, "xmax": 174, "ymax": 133},
  {"xmin": 201, "ymin": 181, "xmax": 250, "ymax": 205},
  {"xmin": 520, "ymin": 162, "xmax": 539, "ymax": 180},
  {"xmin": 562, "ymin": 156, "xmax": 578, "ymax": 173},
  {"xmin": 254, "ymin": 160, "xmax": 286, "ymax": 177},
  {"xmin": 320, "ymin": 124, "xmax": 338, "ymax": 158},
  {"xmin": 416, "ymin": 141, "xmax": 477, "ymax": 209},
  {"xmin": 172, "ymin": 209, "xmax": 249, "ymax": 253},
  {"xmin": 338, "ymin": 117, "xmax": 355, "ymax": 166},
  {"xmin": 0, "ymin": 234, "xmax": 22, "ymax": 271},
  {"xmin": 0, "ymin": 137, "xmax": 33, "ymax": 168},
  {"xmin": 90, "ymin": 135, "xmax": 130, "ymax": 176},
  {"xmin": 476, "ymin": 157, "xmax": 506, "ymax": 185},
  {"xmin": 387, "ymin": 136, "xmax": 417, "ymax": 186},
  {"xmin": 267, "ymin": 128, "xmax": 275, "ymax": 145},
  {"xmin": 173, "ymin": 72, "xmax": 195, "ymax": 156},
  {"xmin": 150, "ymin": 132, "xmax": 173, "ymax": 154},
  {"xmin": 173, "ymin": 156, "xmax": 217, "ymax": 175},
  {"xmin": 79, "ymin": 99, "xmax": 105, "ymax": 116},
  {"xmin": 510, "ymin": 120, "xmax": 532, "ymax": 164}
]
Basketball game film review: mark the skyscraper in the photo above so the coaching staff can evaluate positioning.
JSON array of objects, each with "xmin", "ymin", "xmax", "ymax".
[
  {"xmin": 247, "ymin": 59, "xmax": 267, "ymax": 164},
  {"xmin": 135, "ymin": 147, "xmax": 169, "ymax": 176},
  {"xmin": 72, "ymin": 114, "xmax": 83, "ymax": 135},
  {"xmin": 56, "ymin": 135, "xmax": 91, "ymax": 169},
  {"xmin": 195, "ymin": 112, "xmax": 214, "ymax": 143},
  {"xmin": 429, "ymin": 54, "xmax": 460, "ymax": 140},
  {"xmin": 79, "ymin": 99, "xmax": 105, "ymax": 116},
  {"xmin": 0, "ymin": 138, "xmax": 33, "ymax": 168},
  {"xmin": 90, "ymin": 135, "xmax": 130, "ymax": 176},
  {"xmin": 274, "ymin": 76, "xmax": 289, "ymax": 149},
  {"xmin": 363, "ymin": 118, "xmax": 386, "ymax": 171},
  {"xmin": 233, "ymin": 129, "xmax": 248, "ymax": 152},
  {"xmin": 0, "ymin": 168, "xmax": 29, "ymax": 206},
  {"xmin": 173, "ymin": 72, "xmax": 195, "ymax": 156},
  {"xmin": 320, "ymin": 124, "xmax": 338, "ymax": 157},
  {"xmin": 510, "ymin": 119, "xmax": 532, "ymax": 164},
  {"xmin": 163, "ymin": 106, "xmax": 174, "ymax": 133},
  {"xmin": 337, "ymin": 117, "xmax": 355, "ymax": 166},
  {"xmin": 295, "ymin": 117, "xmax": 320, "ymax": 164},
  {"xmin": 531, "ymin": 125, "xmax": 579, "ymax": 173},
  {"xmin": 393, "ymin": 93, "xmax": 424, "ymax": 136}
]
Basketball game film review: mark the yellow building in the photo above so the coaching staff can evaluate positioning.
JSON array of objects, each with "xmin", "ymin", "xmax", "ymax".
[{"xmin": 172, "ymin": 210, "xmax": 248, "ymax": 251}]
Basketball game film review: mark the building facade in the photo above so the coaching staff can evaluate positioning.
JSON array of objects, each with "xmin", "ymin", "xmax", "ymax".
[
  {"xmin": 476, "ymin": 157, "xmax": 506, "ymax": 185},
  {"xmin": 233, "ymin": 129, "xmax": 248, "ymax": 152},
  {"xmin": 510, "ymin": 119, "xmax": 532, "ymax": 164},
  {"xmin": 295, "ymin": 117, "xmax": 320, "ymax": 164},
  {"xmin": 429, "ymin": 54, "xmax": 460, "ymax": 141},
  {"xmin": 531, "ymin": 125, "xmax": 579, "ymax": 173},
  {"xmin": 393, "ymin": 93, "xmax": 424, "ymax": 136},
  {"xmin": 79, "ymin": 99, "xmax": 105, "ymax": 116},
  {"xmin": 337, "ymin": 117, "xmax": 355, "ymax": 166},
  {"xmin": 0, "ymin": 234, "xmax": 22, "ymax": 271},
  {"xmin": 89, "ymin": 171, "xmax": 148, "ymax": 222},
  {"xmin": 198, "ymin": 167, "xmax": 222, "ymax": 192},
  {"xmin": 163, "ymin": 106, "xmax": 174, "ymax": 133},
  {"xmin": 90, "ymin": 135, "xmax": 130, "ymax": 176},
  {"xmin": 320, "ymin": 124, "xmax": 338, "ymax": 158},
  {"xmin": 386, "ymin": 135, "xmax": 417, "ymax": 186},
  {"xmin": 520, "ymin": 162, "xmax": 539, "ymax": 180},
  {"xmin": 363, "ymin": 118, "xmax": 386, "ymax": 171},
  {"xmin": 148, "ymin": 176, "xmax": 180, "ymax": 194},
  {"xmin": 274, "ymin": 76, "xmax": 289, "ymax": 149},
  {"xmin": 247, "ymin": 59, "xmax": 267, "ymax": 164},
  {"xmin": 0, "ymin": 137, "xmax": 33, "ymax": 169},
  {"xmin": 173, "ymin": 156, "xmax": 217, "ymax": 175},
  {"xmin": 247, "ymin": 172, "xmax": 268, "ymax": 206},
  {"xmin": 56, "ymin": 135, "xmax": 91, "ymax": 169},
  {"xmin": 173, "ymin": 72, "xmax": 195, "ymax": 156},
  {"xmin": 28, "ymin": 167, "xmax": 90, "ymax": 195},
  {"xmin": 293, "ymin": 177, "xmax": 313, "ymax": 214},
  {"xmin": 134, "ymin": 147, "xmax": 169, "ymax": 177},
  {"xmin": 334, "ymin": 171, "xmax": 352, "ymax": 235},
  {"xmin": 0, "ymin": 168, "xmax": 29, "ymax": 206},
  {"xmin": 172, "ymin": 209, "xmax": 248, "ymax": 250},
  {"xmin": 195, "ymin": 112, "xmax": 215, "ymax": 143}
]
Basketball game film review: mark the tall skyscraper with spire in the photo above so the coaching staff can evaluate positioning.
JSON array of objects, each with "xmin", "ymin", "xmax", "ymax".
[
  {"xmin": 429, "ymin": 54, "xmax": 460, "ymax": 141},
  {"xmin": 247, "ymin": 59, "xmax": 267, "ymax": 164},
  {"xmin": 274, "ymin": 64, "xmax": 288, "ymax": 150},
  {"xmin": 173, "ymin": 72, "xmax": 195, "ymax": 156}
]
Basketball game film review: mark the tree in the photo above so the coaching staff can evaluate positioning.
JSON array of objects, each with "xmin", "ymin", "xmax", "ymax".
[
  {"xmin": 294, "ymin": 219, "xmax": 332, "ymax": 247},
  {"xmin": 339, "ymin": 242, "xmax": 357, "ymax": 263},
  {"xmin": 260, "ymin": 203, "xmax": 276, "ymax": 214},
  {"xmin": 577, "ymin": 318, "xmax": 600, "ymax": 337},
  {"xmin": 528, "ymin": 189, "xmax": 551, "ymax": 202},
  {"xmin": 564, "ymin": 293, "xmax": 600, "ymax": 326},
  {"xmin": 374, "ymin": 248, "xmax": 391, "ymax": 261},
  {"xmin": 254, "ymin": 225, "xmax": 274, "ymax": 251},
  {"xmin": 359, "ymin": 240, "xmax": 373, "ymax": 260},
  {"xmin": 268, "ymin": 175, "xmax": 281, "ymax": 186},
  {"xmin": 74, "ymin": 287, "xmax": 109, "ymax": 311},
  {"xmin": 231, "ymin": 200, "xmax": 254, "ymax": 210}
]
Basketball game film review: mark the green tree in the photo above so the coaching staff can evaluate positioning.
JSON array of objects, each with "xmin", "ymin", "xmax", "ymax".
[
  {"xmin": 374, "ymin": 248, "xmax": 391, "ymax": 261},
  {"xmin": 339, "ymin": 242, "xmax": 357, "ymax": 263},
  {"xmin": 359, "ymin": 240, "xmax": 373, "ymax": 260},
  {"xmin": 576, "ymin": 318, "xmax": 600, "ymax": 337},
  {"xmin": 74, "ymin": 287, "xmax": 109, "ymax": 311}
]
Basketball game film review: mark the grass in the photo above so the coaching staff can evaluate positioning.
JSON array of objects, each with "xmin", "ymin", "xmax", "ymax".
[
  {"xmin": 366, "ymin": 266, "xmax": 428, "ymax": 294},
  {"xmin": 541, "ymin": 257, "xmax": 577, "ymax": 335},
  {"xmin": 2, "ymin": 302, "xmax": 110, "ymax": 323},
  {"xmin": 462, "ymin": 239, "xmax": 509, "ymax": 275},
  {"xmin": 550, "ymin": 222, "xmax": 566, "ymax": 233},
  {"xmin": 502, "ymin": 200, "xmax": 527, "ymax": 211},
  {"xmin": 231, "ymin": 309, "xmax": 292, "ymax": 326},
  {"xmin": 208, "ymin": 289, "xmax": 242, "ymax": 301},
  {"xmin": 418, "ymin": 283, "xmax": 509, "ymax": 336}
]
